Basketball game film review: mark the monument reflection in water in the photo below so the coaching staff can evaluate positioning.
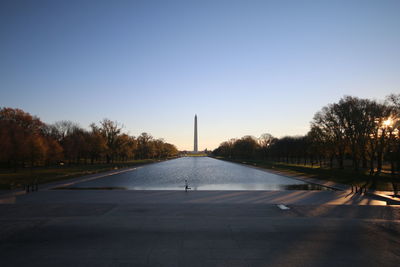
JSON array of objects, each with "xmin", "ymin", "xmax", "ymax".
[{"xmin": 66, "ymin": 157, "xmax": 330, "ymax": 191}]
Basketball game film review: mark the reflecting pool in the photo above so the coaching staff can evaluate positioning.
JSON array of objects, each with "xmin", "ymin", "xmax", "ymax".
[{"xmin": 64, "ymin": 157, "xmax": 330, "ymax": 191}]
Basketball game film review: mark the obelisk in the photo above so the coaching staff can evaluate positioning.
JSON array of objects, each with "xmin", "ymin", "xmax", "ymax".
[{"xmin": 194, "ymin": 114, "xmax": 198, "ymax": 152}]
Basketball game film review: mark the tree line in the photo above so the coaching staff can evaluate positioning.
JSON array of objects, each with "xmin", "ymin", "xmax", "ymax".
[
  {"xmin": 213, "ymin": 94, "xmax": 400, "ymax": 177},
  {"xmin": 0, "ymin": 108, "xmax": 178, "ymax": 171}
]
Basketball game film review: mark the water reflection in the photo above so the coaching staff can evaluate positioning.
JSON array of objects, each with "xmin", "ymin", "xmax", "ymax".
[{"xmin": 64, "ymin": 157, "xmax": 331, "ymax": 191}]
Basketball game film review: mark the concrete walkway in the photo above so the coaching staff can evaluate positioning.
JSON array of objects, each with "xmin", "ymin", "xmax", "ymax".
[
  {"xmin": 1, "ymin": 189, "xmax": 400, "ymax": 267},
  {"xmin": 0, "ymin": 189, "xmax": 390, "ymax": 205}
]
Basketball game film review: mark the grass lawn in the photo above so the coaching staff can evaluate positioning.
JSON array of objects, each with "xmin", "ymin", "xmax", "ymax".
[
  {"xmin": 0, "ymin": 159, "xmax": 169, "ymax": 190},
  {"xmin": 214, "ymin": 157, "xmax": 397, "ymax": 191}
]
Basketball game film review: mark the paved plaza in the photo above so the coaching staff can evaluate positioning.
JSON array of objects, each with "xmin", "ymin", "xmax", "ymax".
[{"xmin": 0, "ymin": 188, "xmax": 399, "ymax": 267}]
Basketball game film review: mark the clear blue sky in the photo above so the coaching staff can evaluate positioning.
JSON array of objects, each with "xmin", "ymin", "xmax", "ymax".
[{"xmin": 1, "ymin": 0, "xmax": 399, "ymax": 150}]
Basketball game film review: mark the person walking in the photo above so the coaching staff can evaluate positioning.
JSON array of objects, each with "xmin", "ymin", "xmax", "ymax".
[{"xmin": 185, "ymin": 179, "xmax": 191, "ymax": 192}]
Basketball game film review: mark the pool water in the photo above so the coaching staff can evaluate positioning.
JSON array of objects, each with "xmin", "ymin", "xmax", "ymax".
[{"xmin": 62, "ymin": 157, "xmax": 331, "ymax": 191}]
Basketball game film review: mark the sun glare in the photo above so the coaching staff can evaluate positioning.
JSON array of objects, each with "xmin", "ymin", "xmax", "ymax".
[{"xmin": 383, "ymin": 118, "xmax": 393, "ymax": 127}]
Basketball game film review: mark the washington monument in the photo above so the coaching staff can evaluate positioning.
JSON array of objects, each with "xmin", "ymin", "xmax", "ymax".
[{"xmin": 194, "ymin": 114, "xmax": 198, "ymax": 152}]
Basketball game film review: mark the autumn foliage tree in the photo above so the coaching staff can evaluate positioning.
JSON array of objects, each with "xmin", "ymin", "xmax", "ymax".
[
  {"xmin": 0, "ymin": 108, "xmax": 56, "ymax": 170},
  {"xmin": 0, "ymin": 107, "xmax": 178, "ymax": 171}
]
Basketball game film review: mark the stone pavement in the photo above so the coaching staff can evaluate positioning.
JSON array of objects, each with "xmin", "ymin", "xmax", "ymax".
[
  {"xmin": 0, "ymin": 189, "xmax": 399, "ymax": 267},
  {"xmin": 1, "ymin": 189, "xmax": 391, "ymax": 205}
]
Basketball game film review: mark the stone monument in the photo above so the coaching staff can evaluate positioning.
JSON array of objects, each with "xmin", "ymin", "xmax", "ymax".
[{"xmin": 194, "ymin": 114, "xmax": 198, "ymax": 152}]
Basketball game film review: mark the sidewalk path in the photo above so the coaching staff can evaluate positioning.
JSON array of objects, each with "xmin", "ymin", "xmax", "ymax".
[{"xmin": 0, "ymin": 190, "xmax": 399, "ymax": 267}]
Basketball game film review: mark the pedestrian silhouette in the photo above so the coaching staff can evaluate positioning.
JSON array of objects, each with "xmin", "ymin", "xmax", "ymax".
[{"xmin": 185, "ymin": 179, "xmax": 191, "ymax": 192}]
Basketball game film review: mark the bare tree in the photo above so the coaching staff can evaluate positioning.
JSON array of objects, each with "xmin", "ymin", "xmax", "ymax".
[
  {"xmin": 99, "ymin": 119, "xmax": 122, "ymax": 163},
  {"xmin": 258, "ymin": 133, "xmax": 276, "ymax": 160}
]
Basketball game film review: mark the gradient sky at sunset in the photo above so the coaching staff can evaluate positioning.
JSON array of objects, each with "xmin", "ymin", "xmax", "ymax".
[{"xmin": 1, "ymin": 0, "xmax": 399, "ymax": 150}]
